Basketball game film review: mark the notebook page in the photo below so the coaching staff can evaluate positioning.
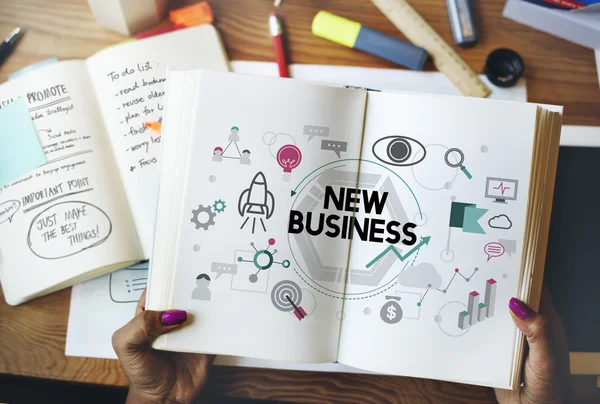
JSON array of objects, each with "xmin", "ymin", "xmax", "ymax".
[
  {"xmin": 86, "ymin": 25, "xmax": 229, "ymax": 257},
  {"xmin": 0, "ymin": 61, "xmax": 142, "ymax": 305},
  {"xmin": 337, "ymin": 92, "xmax": 539, "ymax": 387},
  {"xmin": 151, "ymin": 71, "xmax": 366, "ymax": 362}
]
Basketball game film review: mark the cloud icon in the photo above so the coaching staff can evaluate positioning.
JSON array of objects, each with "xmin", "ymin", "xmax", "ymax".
[
  {"xmin": 488, "ymin": 214, "xmax": 512, "ymax": 230},
  {"xmin": 397, "ymin": 263, "xmax": 442, "ymax": 289}
]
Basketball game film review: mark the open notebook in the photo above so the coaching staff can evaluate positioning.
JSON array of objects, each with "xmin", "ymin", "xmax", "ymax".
[
  {"xmin": 0, "ymin": 25, "xmax": 229, "ymax": 305},
  {"xmin": 147, "ymin": 70, "xmax": 562, "ymax": 389}
]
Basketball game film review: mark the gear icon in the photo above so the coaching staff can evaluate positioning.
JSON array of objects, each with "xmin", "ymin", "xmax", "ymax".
[
  {"xmin": 190, "ymin": 204, "xmax": 216, "ymax": 230},
  {"xmin": 213, "ymin": 199, "xmax": 226, "ymax": 213}
]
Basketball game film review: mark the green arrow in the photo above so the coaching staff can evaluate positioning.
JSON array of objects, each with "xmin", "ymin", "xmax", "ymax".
[
  {"xmin": 291, "ymin": 190, "xmax": 297, "ymax": 197},
  {"xmin": 365, "ymin": 236, "xmax": 431, "ymax": 269}
]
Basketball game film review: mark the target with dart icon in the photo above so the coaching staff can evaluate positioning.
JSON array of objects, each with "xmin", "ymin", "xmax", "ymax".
[{"xmin": 271, "ymin": 280, "xmax": 307, "ymax": 321}]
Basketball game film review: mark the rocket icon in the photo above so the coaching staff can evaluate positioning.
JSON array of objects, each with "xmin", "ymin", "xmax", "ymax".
[{"xmin": 238, "ymin": 172, "xmax": 275, "ymax": 233}]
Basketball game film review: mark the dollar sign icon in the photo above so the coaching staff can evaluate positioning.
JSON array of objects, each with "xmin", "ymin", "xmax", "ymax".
[
  {"xmin": 380, "ymin": 296, "xmax": 403, "ymax": 324},
  {"xmin": 386, "ymin": 305, "xmax": 397, "ymax": 321}
]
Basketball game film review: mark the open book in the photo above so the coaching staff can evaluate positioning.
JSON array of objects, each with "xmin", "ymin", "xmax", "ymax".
[
  {"xmin": 0, "ymin": 26, "xmax": 229, "ymax": 305},
  {"xmin": 147, "ymin": 70, "xmax": 562, "ymax": 389}
]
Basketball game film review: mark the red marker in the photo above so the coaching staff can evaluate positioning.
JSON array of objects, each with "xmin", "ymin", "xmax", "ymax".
[{"xmin": 269, "ymin": 13, "xmax": 289, "ymax": 78}]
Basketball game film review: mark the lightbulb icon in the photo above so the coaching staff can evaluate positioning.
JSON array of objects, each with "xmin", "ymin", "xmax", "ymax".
[{"xmin": 276, "ymin": 144, "xmax": 302, "ymax": 182}]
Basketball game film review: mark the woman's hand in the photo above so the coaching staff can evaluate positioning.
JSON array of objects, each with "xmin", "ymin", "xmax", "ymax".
[
  {"xmin": 495, "ymin": 288, "xmax": 573, "ymax": 404},
  {"xmin": 112, "ymin": 290, "xmax": 214, "ymax": 404}
]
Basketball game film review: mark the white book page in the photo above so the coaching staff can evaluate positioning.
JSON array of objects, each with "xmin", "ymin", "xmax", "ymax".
[
  {"xmin": 156, "ymin": 71, "xmax": 367, "ymax": 363},
  {"xmin": 337, "ymin": 92, "xmax": 539, "ymax": 387},
  {"xmin": 86, "ymin": 25, "xmax": 229, "ymax": 257},
  {"xmin": 0, "ymin": 61, "xmax": 143, "ymax": 305}
]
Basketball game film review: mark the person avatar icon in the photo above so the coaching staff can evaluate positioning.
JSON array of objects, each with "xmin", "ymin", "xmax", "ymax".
[
  {"xmin": 240, "ymin": 149, "xmax": 251, "ymax": 165},
  {"xmin": 212, "ymin": 147, "xmax": 223, "ymax": 162},
  {"xmin": 191, "ymin": 273, "xmax": 211, "ymax": 301},
  {"xmin": 228, "ymin": 126, "xmax": 240, "ymax": 142}
]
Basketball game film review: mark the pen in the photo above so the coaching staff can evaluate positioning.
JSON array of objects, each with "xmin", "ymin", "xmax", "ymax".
[
  {"xmin": 0, "ymin": 27, "xmax": 24, "ymax": 67},
  {"xmin": 269, "ymin": 13, "xmax": 289, "ymax": 78},
  {"xmin": 446, "ymin": 0, "xmax": 478, "ymax": 47}
]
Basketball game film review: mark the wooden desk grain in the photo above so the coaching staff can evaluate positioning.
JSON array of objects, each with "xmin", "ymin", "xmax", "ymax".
[{"xmin": 0, "ymin": 0, "xmax": 598, "ymax": 403}]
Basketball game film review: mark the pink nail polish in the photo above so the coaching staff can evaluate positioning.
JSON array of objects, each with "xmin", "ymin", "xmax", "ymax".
[
  {"xmin": 509, "ymin": 297, "xmax": 533, "ymax": 320},
  {"xmin": 161, "ymin": 310, "xmax": 187, "ymax": 325}
]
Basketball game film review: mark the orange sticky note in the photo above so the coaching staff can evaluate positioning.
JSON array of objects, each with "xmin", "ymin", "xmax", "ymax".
[{"xmin": 169, "ymin": 2, "xmax": 214, "ymax": 26}]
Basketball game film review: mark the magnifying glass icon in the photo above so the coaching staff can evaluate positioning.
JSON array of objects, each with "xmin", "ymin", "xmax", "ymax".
[{"xmin": 444, "ymin": 148, "xmax": 472, "ymax": 179}]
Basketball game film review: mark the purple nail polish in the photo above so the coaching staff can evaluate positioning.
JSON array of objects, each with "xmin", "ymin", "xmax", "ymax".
[
  {"xmin": 161, "ymin": 310, "xmax": 187, "ymax": 326},
  {"xmin": 509, "ymin": 297, "xmax": 533, "ymax": 320}
]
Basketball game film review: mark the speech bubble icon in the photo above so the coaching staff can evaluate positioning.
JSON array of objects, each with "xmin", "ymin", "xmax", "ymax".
[
  {"xmin": 499, "ymin": 239, "xmax": 516, "ymax": 258},
  {"xmin": 321, "ymin": 139, "xmax": 348, "ymax": 158},
  {"xmin": 0, "ymin": 200, "xmax": 21, "ymax": 224},
  {"xmin": 109, "ymin": 267, "xmax": 148, "ymax": 303},
  {"xmin": 211, "ymin": 262, "xmax": 238, "ymax": 280},
  {"xmin": 484, "ymin": 242, "xmax": 505, "ymax": 261},
  {"xmin": 303, "ymin": 125, "xmax": 329, "ymax": 142},
  {"xmin": 27, "ymin": 201, "xmax": 112, "ymax": 259}
]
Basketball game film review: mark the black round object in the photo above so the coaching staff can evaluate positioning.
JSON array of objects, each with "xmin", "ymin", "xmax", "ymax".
[
  {"xmin": 485, "ymin": 48, "xmax": 525, "ymax": 88},
  {"xmin": 387, "ymin": 139, "xmax": 411, "ymax": 163}
]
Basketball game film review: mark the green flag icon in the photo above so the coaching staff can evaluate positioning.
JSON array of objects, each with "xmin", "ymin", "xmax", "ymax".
[
  {"xmin": 463, "ymin": 205, "xmax": 487, "ymax": 234},
  {"xmin": 448, "ymin": 202, "xmax": 488, "ymax": 234}
]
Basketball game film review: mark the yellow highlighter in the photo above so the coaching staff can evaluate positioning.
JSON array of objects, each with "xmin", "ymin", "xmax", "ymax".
[{"xmin": 312, "ymin": 11, "xmax": 428, "ymax": 70}]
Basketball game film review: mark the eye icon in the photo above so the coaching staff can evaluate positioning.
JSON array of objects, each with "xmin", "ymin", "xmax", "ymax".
[{"xmin": 372, "ymin": 136, "xmax": 426, "ymax": 167}]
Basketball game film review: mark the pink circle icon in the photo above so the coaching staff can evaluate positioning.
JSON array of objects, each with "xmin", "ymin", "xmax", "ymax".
[
  {"xmin": 268, "ymin": 238, "xmax": 276, "ymax": 246},
  {"xmin": 276, "ymin": 144, "xmax": 302, "ymax": 174}
]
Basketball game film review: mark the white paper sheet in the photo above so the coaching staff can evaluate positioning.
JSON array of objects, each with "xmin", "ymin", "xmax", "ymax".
[
  {"xmin": 67, "ymin": 61, "xmax": 528, "ymax": 373},
  {"xmin": 66, "ymin": 262, "xmax": 148, "ymax": 358},
  {"xmin": 230, "ymin": 61, "xmax": 528, "ymax": 102},
  {"xmin": 560, "ymin": 125, "xmax": 600, "ymax": 147}
]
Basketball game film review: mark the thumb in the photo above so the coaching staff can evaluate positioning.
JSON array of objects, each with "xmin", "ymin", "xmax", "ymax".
[
  {"xmin": 113, "ymin": 309, "xmax": 187, "ymax": 353},
  {"xmin": 509, "ymin": 297, "xmax": 553, "ymax": 364}
]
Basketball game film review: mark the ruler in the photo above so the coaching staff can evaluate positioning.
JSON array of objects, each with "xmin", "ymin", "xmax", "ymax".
[{"xmin": 371, "ymin": 0, "xmax": 491, "ymax": 98}]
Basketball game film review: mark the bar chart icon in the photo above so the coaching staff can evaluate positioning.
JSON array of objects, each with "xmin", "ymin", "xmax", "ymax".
[
  {"xmin": 457, "ymin": 278, "xmax": 497, "ymax": 330},
  {"xmin": 485, "ymin": 278, "xmax": 497, "ymax": 317},
  {"xmin": 467, "ymin": 291, "xmax": 480, "ymax": 326},
  {"xmin": 458, "ymin": 311, "xmax": 470, "ymax": 330}
]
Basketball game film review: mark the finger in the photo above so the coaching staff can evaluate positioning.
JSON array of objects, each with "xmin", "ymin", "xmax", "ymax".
[
  {"xmin": 113, "ymin": 309, "xmax": 187, "ymax": 354},
  {"xmin": 136, "ymin": 289, "xmax": 147, "ymax": 315},
  {"xmin": 508, "ymin": 297, "xmax": 553, "ymax": 364}
]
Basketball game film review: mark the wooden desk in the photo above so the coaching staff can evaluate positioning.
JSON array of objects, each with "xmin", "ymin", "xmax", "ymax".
[{"xmin": 0, "ymin": 0, "xmax": 599, "ymax": 403}]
